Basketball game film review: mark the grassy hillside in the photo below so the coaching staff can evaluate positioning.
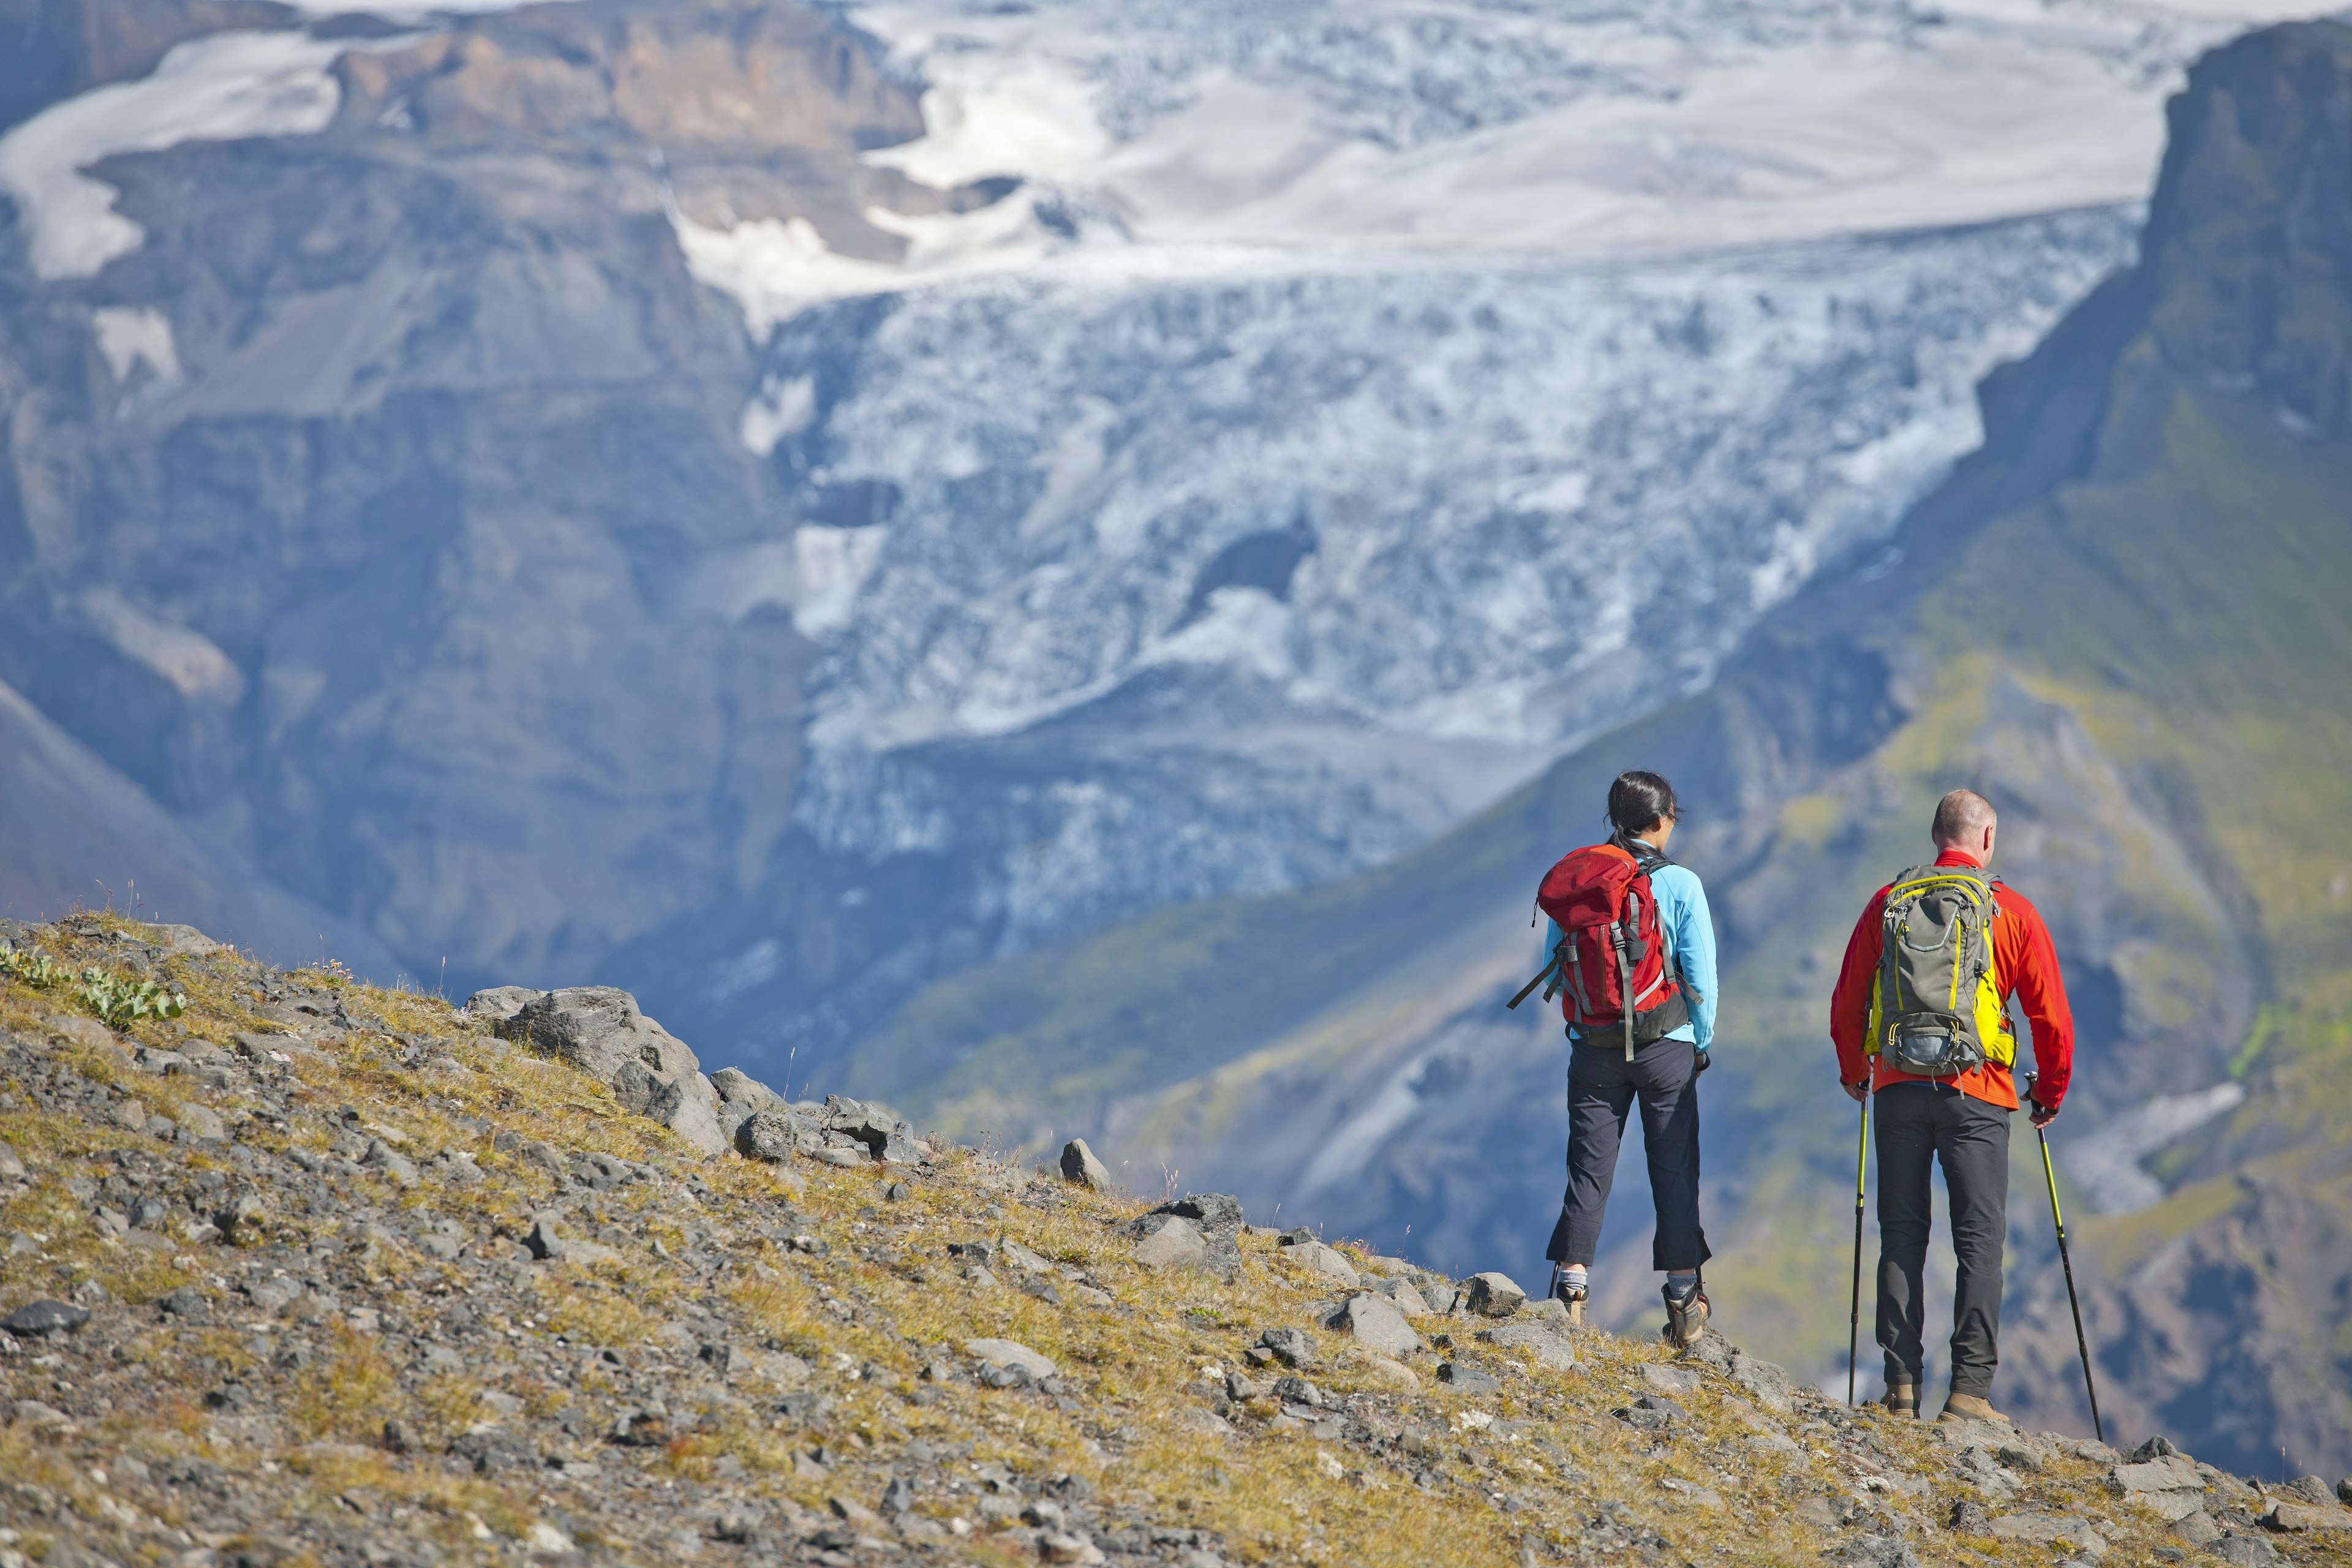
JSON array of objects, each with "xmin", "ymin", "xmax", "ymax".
[
  {"xmin": 18, "ymin": 913, "xmax": 2334, "ymax": 1568},
  {"xmin": 850, "ymin": 21, "xmax": 2352, "ymax": 1479}
]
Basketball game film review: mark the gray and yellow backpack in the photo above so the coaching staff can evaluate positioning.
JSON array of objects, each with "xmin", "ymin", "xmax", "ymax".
[{"xmin": 1868, "ymin": 864, "xmax": 2017, "ymax": 1077}]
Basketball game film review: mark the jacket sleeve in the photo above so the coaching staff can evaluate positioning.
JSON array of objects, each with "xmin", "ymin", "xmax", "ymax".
[
  {"xmin": 1830, "ymin": 890, "xmax": 1887, "ymax": 1086},
  {"xmin": 1667, "ymin": 870, "xmax": 1718, "ymax": 1052},
  {"xmin": 1999, "ymin": 893, "xmax": 2076, "ymax": 1108}
]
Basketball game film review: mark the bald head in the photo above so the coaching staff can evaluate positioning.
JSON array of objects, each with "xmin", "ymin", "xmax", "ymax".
[{"xmin": 1931, "ymin": 789, "xmax": 1998, "ymax": 861}]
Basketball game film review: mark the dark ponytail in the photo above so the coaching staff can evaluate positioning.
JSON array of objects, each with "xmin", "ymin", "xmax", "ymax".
[{"xmin": 1606, "ymin": 770, "xmax": 1680, "ymax": 837}]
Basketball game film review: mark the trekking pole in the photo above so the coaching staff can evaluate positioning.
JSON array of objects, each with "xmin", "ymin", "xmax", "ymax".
[
  {"xmin": 1848, "ymin": 1090, "xmax": 1868, "ymax": 1408},
  {"xmin": 2032, "ymin": 1088, "xmax": 2105, "ymax": 1443}
]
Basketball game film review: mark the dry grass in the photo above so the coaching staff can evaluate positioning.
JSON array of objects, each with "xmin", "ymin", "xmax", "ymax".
[{"xmin": 2, "ymin": 914, "xmax": 2319, "ymax": 1566}]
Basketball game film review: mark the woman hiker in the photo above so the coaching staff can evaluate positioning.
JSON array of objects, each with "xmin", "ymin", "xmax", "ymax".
[{"xmin": 1524, "ymin": 769, "xmax": 1721, "ymax": 1348}]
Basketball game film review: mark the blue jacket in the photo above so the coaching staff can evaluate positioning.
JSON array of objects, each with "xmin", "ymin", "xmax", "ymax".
[{"xmin": 1548, "ymin": 861, "xmax": 1717, "ymax": 1051}]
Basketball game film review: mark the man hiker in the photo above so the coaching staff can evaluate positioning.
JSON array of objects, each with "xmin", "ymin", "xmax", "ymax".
[
  {"xmin": 1525, "ymin": 770, "xmax": 1720, "ymax": 1348},
  {"xmin": 1830, "ymin": 788, "xmax": 2075, "ymax": 1422}
]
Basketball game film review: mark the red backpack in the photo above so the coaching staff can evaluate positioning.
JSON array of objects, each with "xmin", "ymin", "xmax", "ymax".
[{"xmin": 1507, "ymin": 837, "xmax": 1690, "ymax": 1057}]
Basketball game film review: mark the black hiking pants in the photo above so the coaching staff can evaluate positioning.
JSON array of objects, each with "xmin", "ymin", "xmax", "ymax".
[
  {"xmin": 1875, "ymin": 1080, "xmax": 2010, "ymax": 1399},
  {"xmin": 1546, "ymin": 1035, "xmax": 1709, "ymax": 1271}
]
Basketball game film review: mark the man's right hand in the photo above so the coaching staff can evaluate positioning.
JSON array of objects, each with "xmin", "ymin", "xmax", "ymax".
[{"xmin": 1842, "ymin": 1079, "xmax": 1868, "ymax": 1104}]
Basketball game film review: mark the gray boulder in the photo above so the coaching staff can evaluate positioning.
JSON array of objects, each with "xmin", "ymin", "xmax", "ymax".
[
  {"xmin": 735, "ymin": 1109, "xmax": 816, "ymax": 1162},
  {"xmin": 1060, "ymin": 1138, "xmax": 1114, "ymax": 1188},
  {"xmin": 1728, "ymin": 1349, "xmax": 1793, "ymax": 1413},
  {"xmin": 1479, "ymin": 1321, "xmax": 1575, "ymax": 1370},
  {"xmin": 1133, "ymin": 1216, "xmax": 1209, "ymax": 1271},
  {"xmin": 1117, "ymin": 1193, "xmax": 1245, "ymax": 1276},
  {"xmin": 1464, "ymin": 1272, "xmax": 1525, "ymax": 1317},
  {"xmin": 1329, "ymin": 1293, "xmax": 1420, "ymax": 1357},
  {"xmin": 1434, "ymin": 1362, "xmax": 1499, "ymax": 1394},
  {"xmin": 821, "ymin": 1096, "xmax": 921, "ymax": 1162},
  {"xmin": 507, "ymin": 986, "xmax": 701, "ymax": 1084},
  {"xmin": 710, "ymin": 1068, "xmax": 783, "ymax": 1137},
  {"xmin": 500, "ymin": 987, "xmax": 725, "ymax": 1157},
  {"xmin": 965, "ymin": 1338, "xmax": 1056, "ymax": 1380},
  {"xmin": 1285, "ymin": 1240, "xmax": 1360, "ymax": 1287},
  {"xmin": 462, "ymin": 986, "xmax": 541, "ymax": 1023}
]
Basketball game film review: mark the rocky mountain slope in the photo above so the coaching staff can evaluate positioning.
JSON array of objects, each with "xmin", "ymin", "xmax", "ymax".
[
  {"xmin": 5, "ymin": 911, "xmax": 2350, "ymax": 1568},
  {"xmin": 848, "ymin": 18, "xmax": 2352, "ymax": 1482},
  {"xmin": 0, "ymin": 0, "xmax": 2283, "ymax": 1084}
]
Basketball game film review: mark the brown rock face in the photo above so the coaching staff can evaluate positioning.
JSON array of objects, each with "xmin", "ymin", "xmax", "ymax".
[{"xmin": 330, "ymin": 0, "xmax": 936, "ymax": 249}]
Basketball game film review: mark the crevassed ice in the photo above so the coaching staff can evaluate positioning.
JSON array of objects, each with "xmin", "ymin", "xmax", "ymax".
[{"xmin": 783, "ymin": 213, "xmax": 2137, "ymax": 766}]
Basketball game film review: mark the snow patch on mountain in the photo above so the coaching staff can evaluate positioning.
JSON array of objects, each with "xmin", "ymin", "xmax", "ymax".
[{"xmin": 0, "ymin": 31, "xmax": 346, "ymax": 281}]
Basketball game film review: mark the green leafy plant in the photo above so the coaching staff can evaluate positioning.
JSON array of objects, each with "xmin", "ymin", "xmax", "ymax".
[
  {"xmin": 76, "ymin": 968, "xmax": 187, "ymax": 1028},
  {"xmin": 0, "ymin": 942, "xmax": 67, "ymax": 989}
]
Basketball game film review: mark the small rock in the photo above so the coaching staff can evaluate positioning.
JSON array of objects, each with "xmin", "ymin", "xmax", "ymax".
[
  {"xmin": 524, "ymin": 1521, "xmax": 574, "ymax": 1556},
  {"xmin": 1256, "ymin": 1327, "xmax": 1317, "ymax": 1370},
  {"xmin": 2168, "ymin": 1511, "xmax": 2222, "ymax": 1546},
  {"xmin": 734, "ymin": 1111, "xmax": 802, "ymax": 1161},
  {"xmin": 1332, "ymin": 1292, "xmax": 1421, "ymax": 1356},
  {"xmin": 1727, "ymin": 1349, "xmax": 1793, "ymax": 1412},
  {"xmin": 1038, "ymin": 1531, "xmax": 1105, "ymax": 1564},
  {"xmin": 9, "ymin": 1399, "xmax": 72, "ymax": 1427},
  {"xmin": 965, "ymin": 1338, "xmax": 1056, "ymax": 1380},
  {"xmin": 2108, "ymin": 1455, "xmax": 2204, "ymax": 1498},
  {"xmin": 157, "ymin": 1286, "xmax": 208, "ymax": 1318},
  {"xmin": 810, "ymin": 1145, "xmax": 869, "ymax": 1168},
  {"xmin": 1464, "ymin": 1272, "xmax": 1525, "ymax": 1317},
  {"xmin": 709, "ymin": 1066, "xmax": 781, "ymax": 1110},
  {"xmin": 609, "ymin": 1406, "xmax": 670, "ymax": 1446},
  {"xmin": 1987, "ymin": 1513, "xmax": 2076, "ymax": 1545},
  {"xmin": 1289, "ymin": 1241, "xmax": 1360, "ymax": 1287},
  {"xmin": 1132, "ymin": 1216, "xmax": 1209, "ymax": 1271},
  {"xmin": 0, "ymin": 1143, "xmax": 24, "ymax": 1180},
  {"xmin": 1059, "ymin": 1139, "xmax": 1114, "ymax": 1188},
  {"xmin": 1371, "ymin": 1276, "xmax": 1432, "ymax": 1316},
  {"xmin": 173, "ymin": 1103, "xmax": 229, "ymax": 1142},
  {"xmin": 1363, "ymin": 1355, "xmax": 1420, "ymax": 1390},
  {"xmin": 2210, "ymin": 1535, "xmax": 2279, "ymax": 1566},
  {"xmin": 2280, "ymin": 1476, "xmax": 2331, "ymax": 1505},
  {"xmin": 1435, "ymin": 1362, "xmax": 1499, "ymax": 1394},
  {"xmin": 2268, "ymin": 1501, "xmax": 2352, "ymax": 1532},
  {"xmin": 1640, "ymin": 1363, "xmax": 1701, "ymax": 1396},
  {"xmin": 1519, "ymin": 1295, "xmax": 1568, "ymax": 1327},
  {"xmin": 524, "ymin": 1215, "xmax": 566, "ymax": 1262},
  {"xmin": 1479, "ymin": 1321, "xmax": 1575, "ymax": 1371},
  {"xmin": 1823, "ymin": 1537, "xmax": 1921, "ymax": 1568},
  {"xmin": 461, "ymin": 987, "xmax": 541, "ymax": 1023},
  {"xmin": 2, "ymin": 1298, "xmax": 91, "ymax": 1338},
  {"xmin": 216, "ymin": 1194, "xmax": 266, "ymax": 1241},
  {"xmin": 361, "ymin": 1139, "xmax": 417, "ymax": 1185},
  {"xmin": 47, "ymin": 1015, "xmax": 117, "ymax": 1050}
]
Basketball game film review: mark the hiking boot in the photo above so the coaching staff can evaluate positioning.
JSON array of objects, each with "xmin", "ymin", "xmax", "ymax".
[
  {"xmin": 1660, "ymin": 1280, "xmax": 1709, "ymax": 1349},
  {"xmin": 1939, "ymin": 1392, "xmax": 2012, "ymax": 1427},
  {"xmin": 1880, "ymin": 1384, "xmax": 1919, "ymax": 1419}
]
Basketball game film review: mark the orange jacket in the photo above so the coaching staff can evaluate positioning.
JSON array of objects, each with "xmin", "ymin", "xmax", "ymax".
[{"xmin": 1829, "ymin": 848, "xmax": 2073, "ymax": 1110}]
